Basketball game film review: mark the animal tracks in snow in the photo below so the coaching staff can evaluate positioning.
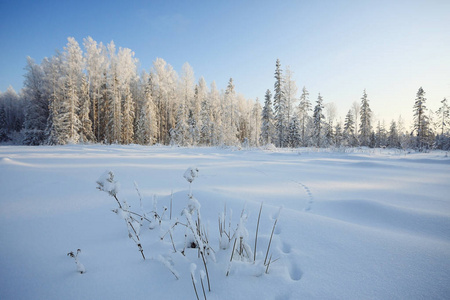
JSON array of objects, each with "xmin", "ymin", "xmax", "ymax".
[
  {"xmin": 291, "ymin": 180, "xmax": 314, "ymax": 212},
  {"xmin": 288, "ymin": 260, "xmax": 303, "ymax": 281}
]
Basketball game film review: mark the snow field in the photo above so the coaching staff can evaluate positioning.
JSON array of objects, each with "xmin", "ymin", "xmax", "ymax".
[{"xmin": 0, "ymin": 145, "xmax": 449, "ymax": 299}]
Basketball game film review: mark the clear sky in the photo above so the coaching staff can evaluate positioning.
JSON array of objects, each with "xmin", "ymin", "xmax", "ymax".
[{"xmin": 1, "ymin": 0, "xmax": 449, "ymax": 127}]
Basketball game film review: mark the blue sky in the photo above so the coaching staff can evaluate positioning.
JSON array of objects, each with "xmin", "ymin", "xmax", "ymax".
[{"xmin": 1, "ymin": 0, "xmax": 449, "ymax": 126}]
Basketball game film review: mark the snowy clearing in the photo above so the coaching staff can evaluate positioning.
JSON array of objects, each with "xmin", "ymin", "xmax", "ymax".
[{"xmin": 0, "ymin": 145, "xmax": 449, "ymax": 299}]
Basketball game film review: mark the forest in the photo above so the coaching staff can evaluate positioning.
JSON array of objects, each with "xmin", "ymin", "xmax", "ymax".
[{"xmin": 1, "ymin": 37, "xmax": 449, "ymax": 150}]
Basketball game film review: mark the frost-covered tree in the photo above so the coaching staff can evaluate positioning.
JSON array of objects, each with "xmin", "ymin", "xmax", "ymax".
[
  {"xmin": 260, "ymin": 89, "xmax": 274, "ymax": 145},
  {"xmin": 297, "ymin": 86, "xmax": 311, "ymax": 147},
  {"xmin": 135, "ymin": 74, "xmax": 157, "ymax": 145},
  {"xmin": 359, "ymin": 89, "xmax": 372, "ymax": 146},
  {"xmin": 313, "ymin": 93, "xmax": 325, "ymax": 147},
  {"xmin": 282, "ymin": 66, "xmax": 297, "ymax": 129},
  {"xmin": 343, "ymin": 109, "xmax": 356, "ymax": 147},
  {"xmin": 251, "ymin": 100, "xmax": 261, "ymax": 147},
  {"xmin": 387, "ymin": 120, "xmax": 400, "ymax": 148},
  {"xmin": 171, "ymin": 102, "xmax": 189, "ymax": 146},
  {"xmin": 23, "ymin": 57, "xmax": 48, "ymax": 145},
  {"xmin": 223, "ymin": 78, "xmax": 238, "ymax": 146},
  {"xmin": 287, "ymin": 116, "xmax": 301, "ymax": 148},
  {"xmin": 351, "ymin": 101, "xmax": 360, "ymax": 141},
  {"xmin": 209, "ymin": 81, "xmax": 222, "ymax": 146},
  {"xmin": 375, "ymin": 120, "xmax": 387, "ymax": 148},
  {"xmin": 59, "ymin": 37, "xmax": 84, "ymax": 144},
  {"xmin": 0, "ymin": 106, "xmax": 9, "ymax": 142},
  {"xmin": 273, "ymin": 59, "xmax": 287, "ymax": 147},
  {"xmin": 79, "ymin": 74, "xmax": 95, "ymax": 143},
  {"xmin": 152, "ymin": 58, "xmax": 178, "ymax": 144},
  {"xmin": 84, "ymin": 36, "xmax": 107, "ymax": 142},
  {"xmin": 188, "ymin": 108, "xmax": 200, "ymax": 146},
  {"xmin": 334, "ymin": 122, "xmax": 343, "ymax": 147},
  {"xmin": 0, "ymin": 86, "xmax": 25, "ymax": 137},
  {"xmin": 436, "ymin": 98, "xmax": 449, "ymax": 135},
  {"xmin": 412, "ymin": 87, "xmax": 431, "ymax": 150}
]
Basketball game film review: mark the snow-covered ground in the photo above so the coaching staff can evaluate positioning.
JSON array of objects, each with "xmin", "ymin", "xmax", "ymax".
[{"xmin": 0, "ymin": 145, "xmax": 449, "ymax": 299}]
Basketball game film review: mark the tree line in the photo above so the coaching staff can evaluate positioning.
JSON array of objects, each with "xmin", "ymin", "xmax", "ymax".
[{"xmin": 1, "ymin": 37, "xmax": 449, "ymax": 150}]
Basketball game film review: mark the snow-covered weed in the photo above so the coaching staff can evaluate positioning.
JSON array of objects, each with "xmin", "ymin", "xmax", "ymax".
[
  {"xmin": 95, "ymin": 166, "xmax": 285, "ymax": 293},
  {"xmin": 67, "ymin": 249, "xmax": 85, "ymax": 274}
]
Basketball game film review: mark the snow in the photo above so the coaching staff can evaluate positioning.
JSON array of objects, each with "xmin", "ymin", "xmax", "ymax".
[{"xmin": 0, "ymin": 145, "xmax": 449, "ymax": 299}]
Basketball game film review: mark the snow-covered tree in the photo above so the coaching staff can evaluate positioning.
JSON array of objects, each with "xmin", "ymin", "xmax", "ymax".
[
  {"xmin": 222, "ymin": 78, "xmax": 238, "ymax": 146},
  {"xmin": 359, "ymin": 89, "xmax": 372, "ymax": 146},
  {"xmin": 297, "ymin": 86, "xmax": 311, "ymax": 147},
  {"xmin": 23, "ymin": 57, "xmax": 48, "ymax": 145},
  {"xmin": 260, "ymin": 89, "xmax": 274, "ymax": 145},
  {"xmin": 387, "ymin": 120, "xmax": 400, "ymax": 148},
  {"xmin": 59, "ymin": 37, "xmax": 84, "ymax": 144},
  {"xmin": 313, "ymin": 93, "xmax": 325, "ymax": 147},
  {"xmin": 343, "ymin": 109, "xmax": 356, "ymax": 147},
  {"xmin": 79, "ymin": 74, "xmax": 95, "ymax": 143},
  {"xmin": 152, "ymin": 58, "xmax": 178, "ymax": 144},
  {"xmin": 273, "ymin": 59, "xmax": 287, "ymax": 147},
  {"xmin": 436, "ymin": 98, "xmax": 449, "ymax": 135},
  {"xmin": 0, "ymin": 86, "xmax": 25, "ymax": 136},
  {"xmin": 412, "ymin": 87, "xmax": 431, "ymax": 150},
  {"xmin": 83, "ymin": 36, "xmax": 107, "ymax": 142},
  {"xmin": 287, "ymin": 115, "xmax": 301, "ymax": 148},
  {"xmin": 282, "ymin": 66, "xmax": 298, "ymax": 129},
  {"xmin": 135, "ymin": 74, "xmax": 157, "ymax": 145},
  {"xmin": 351, "ymin": 101, "xmax": 360, "ymax": 141},
  {"xmin": 375, "ymin": 120, "xmax": 387, "ymax": 148},
  {"xmin": 250, "ymin": 100, "xmax": 261, "ymax": 147}
]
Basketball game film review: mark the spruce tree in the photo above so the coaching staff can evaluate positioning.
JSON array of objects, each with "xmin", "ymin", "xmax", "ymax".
[
  {"xmin": 273, "ymin": 59, "xmax": 287, "ymax": 147},
  {"xmin": 343, "ymin": 109, "xmax": 355, "ymax": 146},
  {"xmin": 413, "ymin": 87, "xmax": 430, "ymax": 150},
  {"xmin": 359, "ymin": 89, "xmax": 372, "ymax": 146},
  {"xmin": 260, "ymin": 89, "xmax": 274, "ymax": 145},
  {"xmin": 313, "ymin": 93, "xmax": 325, "ymax": 147}
]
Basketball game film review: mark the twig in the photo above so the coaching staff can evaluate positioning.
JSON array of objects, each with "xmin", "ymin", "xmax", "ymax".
[
  {"xmin": 226, "ymin": 238, "xmax": 237, "ymax": 276},
  {"xmin": 254, "ymin": 202, "xmax": 263, "ymax": 262},
  {"xmin": 200, "ymin": 276, "xmax": 207, "ymax": 300},
  {"xmin": 265, "ymin": 253, "xmax": 272, "ymax": 274},
  {"xmin": 264, "ymin": 217, "xmax": 278, "ymax": 266},
  {"xmin": 191, "ymin": 274, "xmax": 200, "ymax": 300}
]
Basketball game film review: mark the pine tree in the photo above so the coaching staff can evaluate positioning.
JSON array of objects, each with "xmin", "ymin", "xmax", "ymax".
[
  {"xmin": 313, "ymin": 93, "xmax": 325, "ymax": 147},
  {"xmin": 359, "ymin": 89, "xmax": 372, "ymax": 146},
  {"xmin": 260, "ymin": 89, "xmax": 274, "ymax": 145},
  {"xmin": 273, "ymin": 59, "xmax": 287, "ymax": 147},
  {"xmin": 412, "ymin": 87, "xmax": 430, "ymax": 150}
]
